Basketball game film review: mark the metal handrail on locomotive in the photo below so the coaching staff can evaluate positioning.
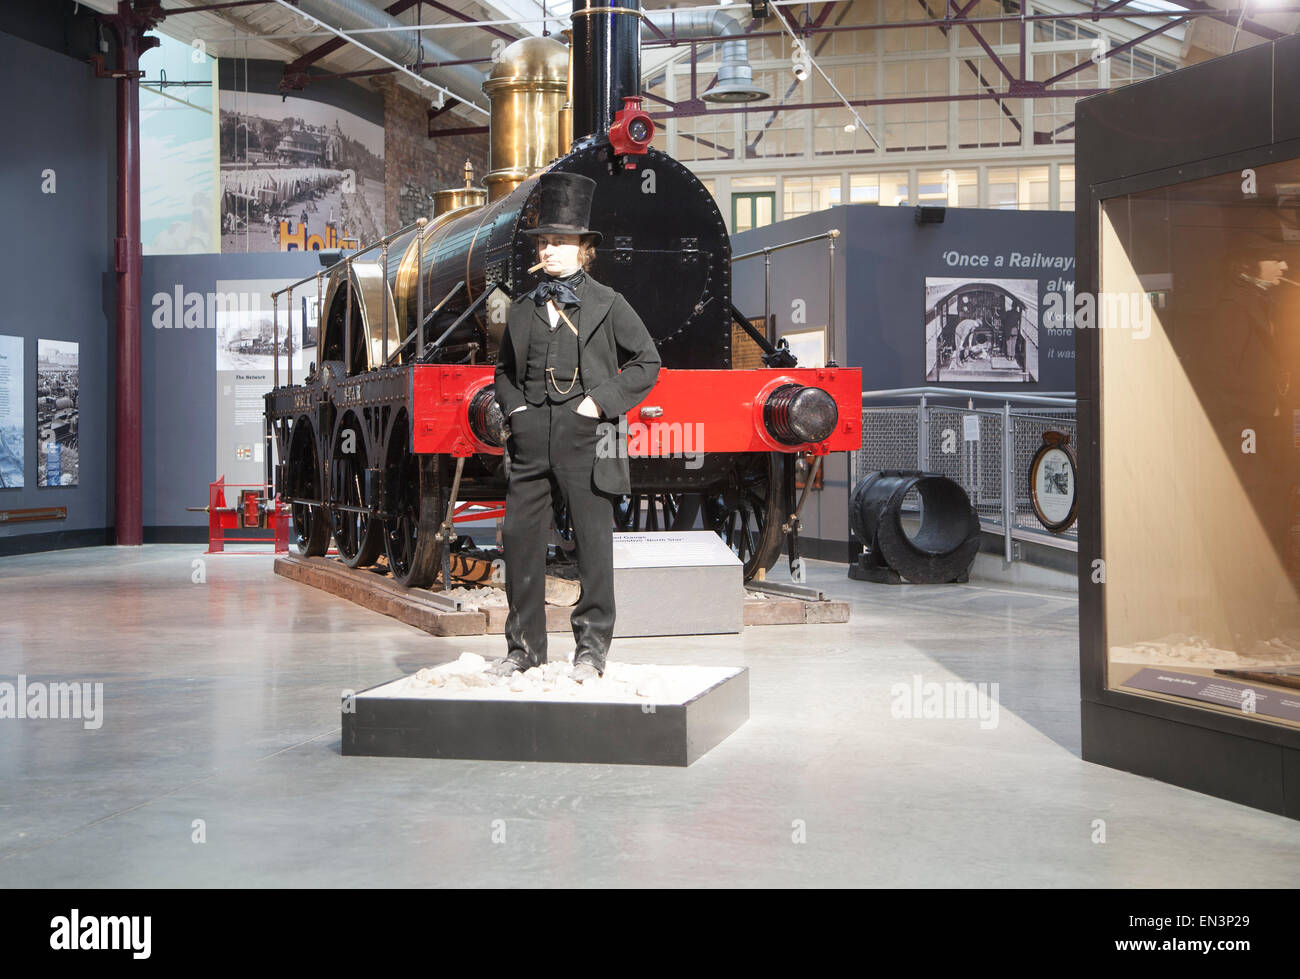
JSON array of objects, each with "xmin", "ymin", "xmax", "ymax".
[{"xmin": 264, "ymin": 0, "xmax": 862, "ymax": 586}]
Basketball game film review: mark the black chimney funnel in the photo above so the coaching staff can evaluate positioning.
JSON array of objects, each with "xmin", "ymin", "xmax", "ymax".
[{"xmin": 570, "ymin": 0, "xmax": 641, "ymax": 142}]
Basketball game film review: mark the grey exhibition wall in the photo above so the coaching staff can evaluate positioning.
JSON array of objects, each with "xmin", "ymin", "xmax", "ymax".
[
  {"xmin": 731, "ymin": 203, "xmax": 1075, "ymax": 554},
  {"xmin": 0, "ymin": 27, "xmax": 115, "ymax": 549},
  {"xmin": 841, "ymin": 203, "xmax": 1075, "ymax": 392},
  {"xmin": 731, "ymin": 203, "xmax": 1076, "ymax": 393},
  {"xmin": 141, "ymin": 252, "xmax": 321, "ymax": 532}
]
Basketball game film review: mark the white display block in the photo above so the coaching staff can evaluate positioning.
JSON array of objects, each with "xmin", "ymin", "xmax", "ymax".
[{"xmin": 611, "ymin": 531, "xmax": 744, "ymax": 637}]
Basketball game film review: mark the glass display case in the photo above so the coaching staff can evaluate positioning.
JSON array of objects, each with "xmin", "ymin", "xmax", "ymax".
[
  {"xmin": 1100, "ymin": 160, "xmax": 1300, "ymax": 731},
  {"xmin": 1076, "ymin": 32, "xmax": 1300, "ymax": 817}
]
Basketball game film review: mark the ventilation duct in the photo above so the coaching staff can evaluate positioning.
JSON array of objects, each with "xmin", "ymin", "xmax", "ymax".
[
  {"xmin": 295, "ymin": 0, "xmax": 489, "ymax": 110},
  {"xmin": 642, "ymin": 9, "xmax": 769, "ymax": 103}
]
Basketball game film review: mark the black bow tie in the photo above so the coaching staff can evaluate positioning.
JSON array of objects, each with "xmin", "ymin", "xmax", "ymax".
[{"xmin": 529, "ymin": 270, "xmax": 584, "ymax": 307}]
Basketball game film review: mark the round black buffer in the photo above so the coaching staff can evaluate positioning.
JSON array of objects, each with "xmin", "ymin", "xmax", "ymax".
[
  {"xmin": 848, "ymin": 471, "xmax": 981, "ymax": 584},
  {"xmin": 468, "ymin": 386, "xmax": 507, "ymax": 448},
  {"xmin": 763, "ymin": 383, "xmax": 838, "ymax": 446}
]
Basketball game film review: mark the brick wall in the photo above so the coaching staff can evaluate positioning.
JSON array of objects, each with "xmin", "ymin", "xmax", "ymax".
[
  {"xmin": 375, "ymin": 77, "xmax": 490, "ymax": 233},
  {"xmin": 732, "ymin": 318, "xmax": 767, "ymax": 370}
]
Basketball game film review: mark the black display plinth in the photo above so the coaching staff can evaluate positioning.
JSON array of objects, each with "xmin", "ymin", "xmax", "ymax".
[{"xmin": 342, "ymin": 667, "xmax": 749, "ymax": 766}]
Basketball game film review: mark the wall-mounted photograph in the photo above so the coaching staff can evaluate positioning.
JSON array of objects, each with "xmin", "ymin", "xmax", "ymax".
[
  {"xmin": 215, "ymin": 301, "xmax": 314, "ymax": 373},
  {"xmin": 219, "ymin": 89, "xmax": 385, "ymax": 254},
  {"xmin": 0, "ymin": 334, "xmax": 23, "ymax": 489},
  {"xmin": 925, "ymin": 277, "xmax": 1040, "ymax": 383},
  {"xmin": 36, "ymin": 339, "xmax": 78, "ymax": 488}
]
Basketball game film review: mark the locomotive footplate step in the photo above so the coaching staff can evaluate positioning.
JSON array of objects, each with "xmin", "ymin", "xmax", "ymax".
[{"xmin": 342, "ymin": 660, "xmax": 749, "ymax": 766}]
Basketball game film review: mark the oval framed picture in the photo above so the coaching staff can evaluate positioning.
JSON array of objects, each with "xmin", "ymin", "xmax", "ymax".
[{"xmin": 1028, "ymin": 432, "xmax": 1077, "ymax": 533}]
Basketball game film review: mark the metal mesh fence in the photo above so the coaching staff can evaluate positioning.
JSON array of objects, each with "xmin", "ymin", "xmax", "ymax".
[
  {"xmin": 857, "ymin": 398, "xmax": 1077, "ymax": 549},
  {"xmin": 856, "ymin": 407, "xmax": 920, "ymax": 477}
]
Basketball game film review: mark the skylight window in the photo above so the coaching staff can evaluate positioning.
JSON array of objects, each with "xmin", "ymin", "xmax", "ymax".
[{"xmin": 479, "ymin": 0, "xmax": 574, "ymax": 37}]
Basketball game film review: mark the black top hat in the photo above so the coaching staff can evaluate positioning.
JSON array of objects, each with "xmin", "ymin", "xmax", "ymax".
[
  {"xmin": 524, "ymin": 171, "xmax": 603, "ymax": 246},
  {"xmin": 1237, "ymin": 236, "xmax": 1286, "ymax": 261}
]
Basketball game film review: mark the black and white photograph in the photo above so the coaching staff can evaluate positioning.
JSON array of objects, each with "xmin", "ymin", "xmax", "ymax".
[
  {"xmin": 219, "ymin": 90, "xmax": 385, "ymax": 254},
  {"xmin": 0, "ymin": 334, "xmax": 22, "ymax": 489},
  {"xmin": 36, "ymin": 338, "xmax": 78, "ymax": 488},
  {"xmin": 214, "ymin": 301, "xmax": 314, "ymax": 373},
  {"xmin": 1042, "ymin": 455, "xmax": 1071, "ymax": 496},
  {"xmin": 924, "ymin": 276, "xmax": 1039, "ymax": 382}
]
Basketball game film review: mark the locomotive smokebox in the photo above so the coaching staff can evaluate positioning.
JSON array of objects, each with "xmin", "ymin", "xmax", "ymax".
[{"xmin": 570, "ymin": 0, "xmax": 642, "ymax": 143}]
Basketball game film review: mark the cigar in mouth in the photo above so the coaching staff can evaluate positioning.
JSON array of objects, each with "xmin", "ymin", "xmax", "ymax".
[
  {"xmin": 528, "ymin": 261, "xmax": 545, "ymax": 273},
  {"xmin": 1281, "ymin": 276, "xmax": 1300, "ymax": 287}
]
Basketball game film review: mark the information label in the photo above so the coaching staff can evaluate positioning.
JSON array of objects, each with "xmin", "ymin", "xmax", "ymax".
[{"xmin": 612, "ymin": 531, "xmax": 741, "ymax": 569}]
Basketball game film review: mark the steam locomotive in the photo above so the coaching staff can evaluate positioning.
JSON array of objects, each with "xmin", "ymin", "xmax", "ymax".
[{"xmin": 265, "ymin": 0, "xmax": 861, "ymax": 586}]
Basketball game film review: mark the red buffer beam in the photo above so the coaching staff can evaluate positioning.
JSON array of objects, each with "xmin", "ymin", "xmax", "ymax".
[{"xmin": 410, "ymin": 365, "xmax": 861, "ymax": 457}]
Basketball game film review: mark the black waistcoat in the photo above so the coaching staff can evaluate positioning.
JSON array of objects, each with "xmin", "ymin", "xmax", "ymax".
[{"xmin": 522, "ymin": 299, "xmax": 583, "ymax": 405}]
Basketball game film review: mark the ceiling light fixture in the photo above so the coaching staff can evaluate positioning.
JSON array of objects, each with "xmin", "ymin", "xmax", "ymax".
[
  {"xmin": 773, "ymin": 8, "xmax": 879, "ymax": 150},
  {"xmin": 791, "ymin": 40, "xmax": 810, "ymax": 81}
]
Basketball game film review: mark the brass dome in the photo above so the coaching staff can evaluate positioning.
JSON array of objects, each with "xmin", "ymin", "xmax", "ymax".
[
  {"xmin": 483, "ymin": 36, "xmax": 569, "ymax": 91},
  {"xmin": 482, "ymin": 36, "xmax": 571, "ymax": 202}
]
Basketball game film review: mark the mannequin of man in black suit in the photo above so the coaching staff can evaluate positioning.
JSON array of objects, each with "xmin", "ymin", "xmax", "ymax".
[{"xmin": 488, "ymin": 172, "xmax": 660, "ymax": 682}]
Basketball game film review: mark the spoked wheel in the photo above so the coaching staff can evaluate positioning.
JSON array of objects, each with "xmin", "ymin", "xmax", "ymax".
[
  {"xmin": 703, "ymin": 452, "xmax": 785, "ymax": 580},
  {"xmin": 381, "ymin": 411, "xmax": 445, "ymax": 588},
  {"xmin": 614, "ymin": 492, "xmax": 702, "ymax": 532},
  {"xmin": 329, "ymin": 410, "xmax": 382, "ymax": 569},
  {"xmin": 287, "ymin": 416, "xmax": 329, "ymax": 557}
]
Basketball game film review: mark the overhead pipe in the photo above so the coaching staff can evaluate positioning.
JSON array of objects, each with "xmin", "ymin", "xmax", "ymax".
[
  {"xmin": 294, "ymin": 0, "xmax": 490, "ymax": 110},
  {"xmin": 641, "ymin": 9, "xmax": 769, "ymax": 103},
  {"xmin": 294, "ymin": 2, "xmax": 768, "ymax": 124}
]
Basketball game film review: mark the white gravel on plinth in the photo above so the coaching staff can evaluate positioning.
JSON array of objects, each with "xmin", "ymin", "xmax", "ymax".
[{"xmin": 361, "ymin": 652, "xmax": 740, "ymax": 704}]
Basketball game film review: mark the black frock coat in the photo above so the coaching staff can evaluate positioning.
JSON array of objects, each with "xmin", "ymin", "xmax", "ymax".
[{"xmin": 494, "ymin": 274, "xmax": 662, "ymax": 495}]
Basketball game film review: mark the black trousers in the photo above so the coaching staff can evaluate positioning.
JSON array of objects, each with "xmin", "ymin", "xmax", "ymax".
[{"xmin": 502, "ymin": 401, "xmax": 615, "ymax": 671}]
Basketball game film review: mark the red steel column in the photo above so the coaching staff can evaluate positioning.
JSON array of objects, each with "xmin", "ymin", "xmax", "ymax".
[{"xmin": 104, "ymin": 2, "xmax": 162, "ymax": 546}]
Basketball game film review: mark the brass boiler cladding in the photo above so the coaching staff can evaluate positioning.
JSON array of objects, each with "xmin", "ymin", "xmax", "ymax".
[{"xmin": 318, "ymin": 36, "xmax": 570, "ymax": 372}]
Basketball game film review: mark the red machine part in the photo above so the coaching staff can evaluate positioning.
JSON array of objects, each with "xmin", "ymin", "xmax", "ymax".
[
  {"xmin": 204, "ymin": 477, "xmax": 290, "ymax": 554},
  {"xmin": 453, "ymin": 501, "xmax": 506, "ymax": 523},
  {"xmin": 241, "ymin": 490, "xmax": 262, "ymax": 528},
  {"xmin": 411, "ymin": 364, "xmax": 862, "ymax": 456},
  {"xmin": 412, "ymin": 366, "xmax": 499, "ymax": 457},
  {"xmin": 629, "ymin": 367, "xmax": 861, "ymax": 456},
  {"xmin": 609, "ymin": 96, "xmax": 655, "ymax": 162}
]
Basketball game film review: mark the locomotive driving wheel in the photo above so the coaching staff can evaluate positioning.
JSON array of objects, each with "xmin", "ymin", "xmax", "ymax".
[
  {"xmin": 287, "ymin": 416, "xmax": 329, "ymax": 557},
  {"xmin": 703, "ymin": 452, "xmax": 785, "ymax": 581},
  {"xmin": 381, "ymin": 410, "xmax": 445, "ymax": 588},
  {"xmin": 329, "ymin": 410, "xmax": 382, "ymax": 569},
  {"xmin": 614, "ymin": 492, "xmax": 701, "ymax": 532}
]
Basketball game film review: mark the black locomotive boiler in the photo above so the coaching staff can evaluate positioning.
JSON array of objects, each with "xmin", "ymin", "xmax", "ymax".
[{"xmin": 265, "ymin": 0, "xmax": 862, "ymax": 586}]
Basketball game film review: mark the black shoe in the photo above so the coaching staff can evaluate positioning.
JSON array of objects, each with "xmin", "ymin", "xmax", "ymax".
[
  {"xmin": 487, "ymin": 656, "xmax": 529, "ymax": 677},
  {"xmin": 572, "ymin": 661, "xmax": 600, "ymax": 683}
]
